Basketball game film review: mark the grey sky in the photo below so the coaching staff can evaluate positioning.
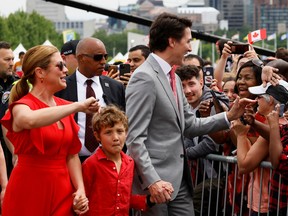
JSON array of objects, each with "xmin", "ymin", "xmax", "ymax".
[{"xmin": 0, "ymin": 0, "xmax": 188, "ymax": 20}]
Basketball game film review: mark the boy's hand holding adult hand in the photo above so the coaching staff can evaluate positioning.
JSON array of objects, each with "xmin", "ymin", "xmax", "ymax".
[
  {"xmin": 72, "ymin": 192, "xmax": 89, "ymax": 215},
  {"xmin": 149, "ymin": 180, "xmax": 174, "ymax": 204}
]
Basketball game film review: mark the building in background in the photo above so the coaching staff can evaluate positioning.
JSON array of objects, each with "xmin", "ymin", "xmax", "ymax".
[
  {"xmin": 26, "ymin": 0, "xmax": 288, "ymax": 43},
  {"xmin": 26, "ymin": 0, "xmax": 66, "ymax": 21},
  {"xmin": 26, "ymin": 0, "xmax": 98, "ymax": 38},
  {"xmin": 253, "ymin": 0, "xmax": 288, "ymax": 35},
  {"xmin": 206, "ymin": 0, "xmax": 244, "ymax": 30},
  {"xmin": 178, "ymin": 0, "xmax": 220, "ymax": 32},
  {"xmin": 206, "ymin": 0, "xmax": 288, "ymax": 34}
]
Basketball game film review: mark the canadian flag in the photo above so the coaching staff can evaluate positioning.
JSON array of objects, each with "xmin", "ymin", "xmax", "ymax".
[{"xmin": 247, "ymin": 29, "xmax": 267, "ymax": 44}]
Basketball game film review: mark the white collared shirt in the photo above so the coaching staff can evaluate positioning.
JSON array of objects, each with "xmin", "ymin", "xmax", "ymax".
[
  {"xmin": 76, "ymin": 70, "xmax": 106, "ymax": 156},
  {"xmin": 151, "ymin": 53, "xmax": 172, "ymax": 82},
  {"xmin": 150, "ymin": 53, "xmax": 230, "ymax": 125}
]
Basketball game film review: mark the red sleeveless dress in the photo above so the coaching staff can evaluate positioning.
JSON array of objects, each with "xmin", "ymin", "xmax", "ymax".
[{"xmin": 1, "ymin": 93, "xmax": 81, "ymax": 216}]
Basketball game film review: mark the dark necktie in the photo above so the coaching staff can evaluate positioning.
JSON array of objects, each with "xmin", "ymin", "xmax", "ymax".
[
  {"xmin": 169, "ymin": 69, "xmax": 178, "ymax": 105},
  {"xmin": 85, "ymin": 79, "xmax": 98, "ymax": 152}
]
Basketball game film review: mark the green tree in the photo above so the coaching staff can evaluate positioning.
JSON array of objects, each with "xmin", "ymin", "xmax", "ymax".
[
  {"xmin": 93, "ymin": 30, "xmax": 127, "ymax": 58},
  {"xmin": 3, "ymin": 11, "xmax": 62, "ymax": 50},
  {"xmin": 0, "ymin": 16, "xmax": 11, "ymax": 42}
]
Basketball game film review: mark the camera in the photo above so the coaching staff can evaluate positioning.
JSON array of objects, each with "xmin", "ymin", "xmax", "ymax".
[{"xmin": 230, "ymin": 44, "xmax": 249, "ymax": 54}]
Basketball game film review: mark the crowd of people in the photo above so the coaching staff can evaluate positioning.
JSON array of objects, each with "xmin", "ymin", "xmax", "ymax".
[{"xmin": 0, "ymin": 12, "xmax": 288, "ymax": 216}]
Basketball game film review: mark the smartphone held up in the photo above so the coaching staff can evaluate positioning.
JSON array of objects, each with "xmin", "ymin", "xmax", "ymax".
[
  {"xmin": 104, "ymin": 63, "xmax": 131, "ymax": 78},
  {"xmin": 230, "ymin": 44, "xmax": 249, "ymax": 54},
  {"xmin": 104, "ymin": 64, "xmax": 118, "ymax": 75},
  {"xmin": 119, "ymin": 64, "xmax": 131, "ymax": 76},
  {"xmin": 203, "ymin": 66, "xmax": 214, "ymax": 87}
]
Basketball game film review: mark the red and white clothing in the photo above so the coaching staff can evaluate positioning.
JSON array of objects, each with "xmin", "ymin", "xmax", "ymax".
[
  {"xmin": 82, "ymin": 147, "xmax": 148, "ymax": 216},
  {"xmin": 1, "ymin": 93, "xmax": 81, "ymax": 216}
]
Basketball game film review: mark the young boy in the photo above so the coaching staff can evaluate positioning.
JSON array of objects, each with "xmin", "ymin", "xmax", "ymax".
[{"xmin": 81, "ymin": 105, "xmax": 156, "ymax": 216}]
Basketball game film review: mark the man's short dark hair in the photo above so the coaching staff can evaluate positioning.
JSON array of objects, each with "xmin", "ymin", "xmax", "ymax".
[
  {"xmin": 149, "ymin": 13, "xmax": 192, "ymax": 52},
  {"xmin": 129, "ymin": 45, "xmax": 151, "ymax": 59},
  {"xmin": 184, "ymin": 54, "xmax": 204, "ymax": 68},
  {"xmin": 276, "ymin": 47, "xmax": 288, "ymax": 62},
  {"xmin": 0, "ymin": 41, "xmax": 11, "ymax": 49},
  {"xmin": 175, "ymin": 65, "xmax": 200, "ymax": 81},
  {"xmin": 19, "ymin": 51, "xmax": 25, "ymax": 57}
]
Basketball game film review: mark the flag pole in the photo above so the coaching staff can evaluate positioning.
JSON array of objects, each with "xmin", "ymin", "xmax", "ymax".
[
  {"xmin": 275, "ymin": 33, "xmax": 277, "ymax": 51},
  {"xmin": 199, "ymin": 40, "xmax": 202, "ymax": 58},
  {"xmin": 212, "ymin": 42, "xmax": 215, "ymax": 66}
]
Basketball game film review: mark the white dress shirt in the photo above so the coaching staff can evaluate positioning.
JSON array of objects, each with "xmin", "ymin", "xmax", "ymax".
[{"xmin": 76, "ymin": 70, "xmax": 106, "ymax": 156}]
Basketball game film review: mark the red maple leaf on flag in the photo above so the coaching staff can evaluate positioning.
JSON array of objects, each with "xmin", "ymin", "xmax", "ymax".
[
  {"xmin": 253, "ymin": 32, "xmax": 259, "ymax": 38},
  {"xmin": 247, "ymin": 28, "xmax": 266, "ymax": 44}
]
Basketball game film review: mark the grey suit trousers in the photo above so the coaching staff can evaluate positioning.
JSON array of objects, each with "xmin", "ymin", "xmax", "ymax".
[{"xmin": 133, "ymin": 177, "xmax": 195, "ymax": 216}]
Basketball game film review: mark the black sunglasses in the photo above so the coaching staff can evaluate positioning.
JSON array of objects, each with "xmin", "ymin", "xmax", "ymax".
[
  {"xmin": 56, "ymin": 61, "xmax": 66, "ymax": 71},
  {"xmin": 82, "ymin": 53, "xmax": 108, "ymax": 61}
]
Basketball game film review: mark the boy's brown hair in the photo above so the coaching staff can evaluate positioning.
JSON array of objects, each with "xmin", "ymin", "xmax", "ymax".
[{"xmin": 92, "ymin": 105, "xmax": 128, "ymax": 134}]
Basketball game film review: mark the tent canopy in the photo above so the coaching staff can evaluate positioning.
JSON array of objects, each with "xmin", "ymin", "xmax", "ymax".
[
  {"xmin": 108, "ymin": 52, "xmax": 126, "ymax": 64},
  {"xmin": 13, "ymin": 43, "xmax": 27, "ymax": 62}
]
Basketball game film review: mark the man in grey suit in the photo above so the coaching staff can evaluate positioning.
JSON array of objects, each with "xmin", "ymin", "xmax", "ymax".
[{"xmin": 125, "ymin": 13, "xmax": 255, "ymax": 215}]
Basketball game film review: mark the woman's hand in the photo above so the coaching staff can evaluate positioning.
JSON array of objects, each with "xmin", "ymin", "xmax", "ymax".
[
  {"xmin": 243, "ymin": 45, "xmax": 258, "ymax": 59},
  {"xmin": 230, "ymin": 119, "xmax": 250, "ymax": 137},
  {"xmin": 267, "ymin": 104, "xmax": 280, "ymax": 128},
  {"xmin": 73, "ymin": 191, "xmax": 89, "ymax": 215},
  {"xmin": 243, "ymin": 105, "xmax": 255, "ymax": 125},
  {"xmin": 79, "ymin": 97, "xmax": 101, "ymax": 114},
  {"xmin": 261, "ymin": 66, "xmax": 280, "ymax": 87},
  {"xmin": 222, "ymin": 41, "xmax": 232, "ymax": 59}
]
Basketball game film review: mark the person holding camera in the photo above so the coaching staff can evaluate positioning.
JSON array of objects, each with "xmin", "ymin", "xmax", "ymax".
[
  {"xmin": 214, "ymin": 41, "xmax": 259, "ymax": 91},
  {"xmin": 106, "ymin": 45, "xmax": 151, "ymax": 87}
]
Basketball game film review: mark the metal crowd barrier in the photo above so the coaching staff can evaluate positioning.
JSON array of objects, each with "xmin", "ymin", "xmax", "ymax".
[
  {"xmin": 193, "ymin": 154, "xmax": 287, "ymax": 216},
  {"xmin": 131, "ymin": 154, "xmax": 287, "ymax": 216}
]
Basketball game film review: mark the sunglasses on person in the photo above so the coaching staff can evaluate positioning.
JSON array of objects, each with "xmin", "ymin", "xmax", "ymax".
[
  {"xmin": 82, "ymin": 53, "xmax": 108, "ymax": 61},
  {"xmin": 56, "ymin": 61, "xmax": 66, "ymax": 71}
]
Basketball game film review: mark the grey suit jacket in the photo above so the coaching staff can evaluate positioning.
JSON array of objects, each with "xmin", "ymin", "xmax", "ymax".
[{"xmin": 125, "ymin": 55, "xmax": 229, "ymax": 199}]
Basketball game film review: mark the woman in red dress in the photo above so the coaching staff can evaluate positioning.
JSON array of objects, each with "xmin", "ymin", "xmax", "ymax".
[{"xmin": 0, "ymin": 45, "xmax": 100, "ymax": 216}]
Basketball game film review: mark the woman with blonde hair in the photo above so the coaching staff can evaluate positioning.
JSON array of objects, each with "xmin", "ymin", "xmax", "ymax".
[{"xmin": 1, "ymin": 45, "xmax": 100, "ymax": 215}]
